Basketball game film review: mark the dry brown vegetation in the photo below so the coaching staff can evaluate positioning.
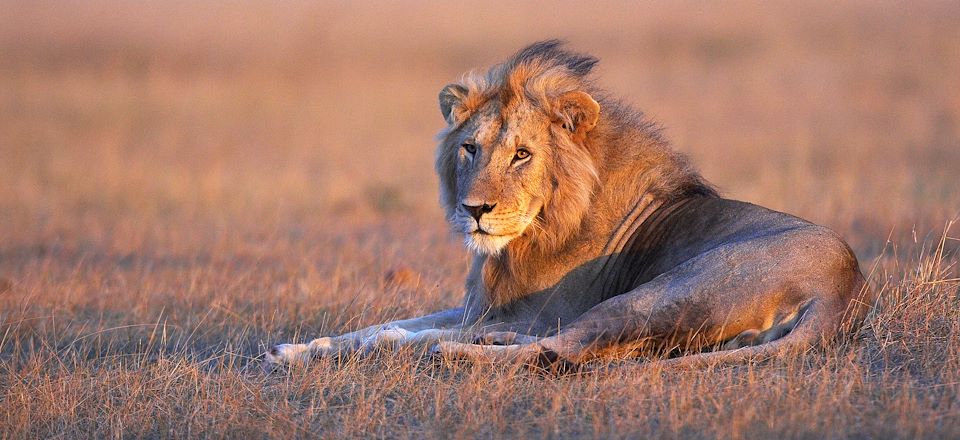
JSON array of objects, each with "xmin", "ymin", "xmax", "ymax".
[{"xmin": 1, "ymin": 1, "xmax": 959, "ymax": 438}]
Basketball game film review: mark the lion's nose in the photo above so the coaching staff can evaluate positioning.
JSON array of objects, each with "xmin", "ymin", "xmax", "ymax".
[{"xmin": 462, "ymin": 202, "xmax": 496, "ymax": 221}]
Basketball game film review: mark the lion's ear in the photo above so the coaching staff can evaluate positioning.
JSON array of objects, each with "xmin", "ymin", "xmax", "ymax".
[
  {"xmin": 555, "ymin": 91, "xmax": 600, "ymax": 135},
  {"xmin": 439, "ymin": 84, "xmax": 469, "ymax": 124}
]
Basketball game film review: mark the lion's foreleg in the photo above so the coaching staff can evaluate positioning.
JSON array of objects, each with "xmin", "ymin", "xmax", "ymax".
[{"xmin": 265, "ymin": 307, "xmax": 470, "ymax": 369}]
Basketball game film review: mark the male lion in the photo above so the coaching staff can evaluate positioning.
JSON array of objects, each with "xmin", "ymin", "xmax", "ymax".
[{"xmin": 265, "ymin": 40, "xmax": 874, "ymax": 370}]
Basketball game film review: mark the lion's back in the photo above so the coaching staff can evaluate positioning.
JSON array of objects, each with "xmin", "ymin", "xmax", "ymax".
[{"xmin": 619, "ymin": 196, "xmax": 821, "ymax": 289}]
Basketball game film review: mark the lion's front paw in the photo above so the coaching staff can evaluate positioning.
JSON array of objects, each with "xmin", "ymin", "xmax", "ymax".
[
  {"xmin": 262, "ymin": 337, "xmax": 337, "ymax": 372},
  {"xmin": 262, "ymin": 343, "xmax": 310, "ymax": 372}
]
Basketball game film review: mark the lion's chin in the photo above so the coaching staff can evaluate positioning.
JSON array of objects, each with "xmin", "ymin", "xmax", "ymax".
[{"xmin": 464, "ymin": 232, "xmax": 516, "ymax": 255}]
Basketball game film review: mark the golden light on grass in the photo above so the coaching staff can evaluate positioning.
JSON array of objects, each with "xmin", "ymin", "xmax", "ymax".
[{"xmin": 1, "ymin": 1, "xmax": 959, "ymax": 438}]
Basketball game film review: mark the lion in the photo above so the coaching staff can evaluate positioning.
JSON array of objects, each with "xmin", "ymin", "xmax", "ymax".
[{"xmin": 264, "ymin": 40, "xmax": 875, "ymax": 371}]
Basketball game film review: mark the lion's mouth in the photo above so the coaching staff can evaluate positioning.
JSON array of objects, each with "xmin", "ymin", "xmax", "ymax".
[
  {"xmin": 463, "ymin": 217, "xmax": 527, "ymax": 239},
  {"xmin": 471, "ymin": 229, "xmax": 505, "ymax": 238},
  {"xmin": 458, "ymin": 214, "xmax": 528, "ymax": 245},
  {"xmin": 464, "ymin": 229, "xmax": 516, "ymax": 255},
  {"xmin": 469, "ymin": 220, "xmax": 501, "ymax": 237}
]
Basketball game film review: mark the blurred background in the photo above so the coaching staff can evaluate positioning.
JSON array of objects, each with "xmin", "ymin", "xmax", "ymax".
[{"xmin": 1, "ymin": 0, "xmax": 958, "ymax": 275}]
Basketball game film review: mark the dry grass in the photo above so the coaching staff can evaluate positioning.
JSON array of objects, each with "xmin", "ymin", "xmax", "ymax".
[{"xmin": 1, "ymin": 1, "xmax": 959, "ymax": 438}]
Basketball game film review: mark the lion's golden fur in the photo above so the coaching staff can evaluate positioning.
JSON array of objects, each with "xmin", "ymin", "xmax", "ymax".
[{"xmin": 435, "ymin": 40, "xmax": 715, "ymax": 307}]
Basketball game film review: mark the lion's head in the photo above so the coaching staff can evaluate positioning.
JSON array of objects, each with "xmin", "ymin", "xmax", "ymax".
[{"xmin": 435, "ymin": 41, "xmax": 603, "ymax": 255}]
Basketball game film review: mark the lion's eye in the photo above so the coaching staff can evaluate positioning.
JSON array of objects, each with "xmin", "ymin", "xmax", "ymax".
[
  {"xmin": 462, "ymin": 143, "xmax": 477, "ymax": 155},
  {"xmin": 513, "ymin": 148, "xmax": 531, "ymax": 162}
]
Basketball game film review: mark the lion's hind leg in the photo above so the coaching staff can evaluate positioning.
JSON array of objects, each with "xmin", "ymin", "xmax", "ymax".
[{"xmin": 643, "ymin": 299, "xmax": 831, "ymax": 371}]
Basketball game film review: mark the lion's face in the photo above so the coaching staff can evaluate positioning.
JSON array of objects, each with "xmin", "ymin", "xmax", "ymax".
[
  {"xmin": 447, "ymin": 102, "xmax": 553, "ymax": 254},
  {"xmin": 436, "ymin": 76, "xmax": 602, "ymax": 255}
]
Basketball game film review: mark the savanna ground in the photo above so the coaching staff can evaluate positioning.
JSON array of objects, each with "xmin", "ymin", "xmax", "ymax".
[{"xmin": 1, "ymin": 1, "xmax": 959, "ymax": 438}]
